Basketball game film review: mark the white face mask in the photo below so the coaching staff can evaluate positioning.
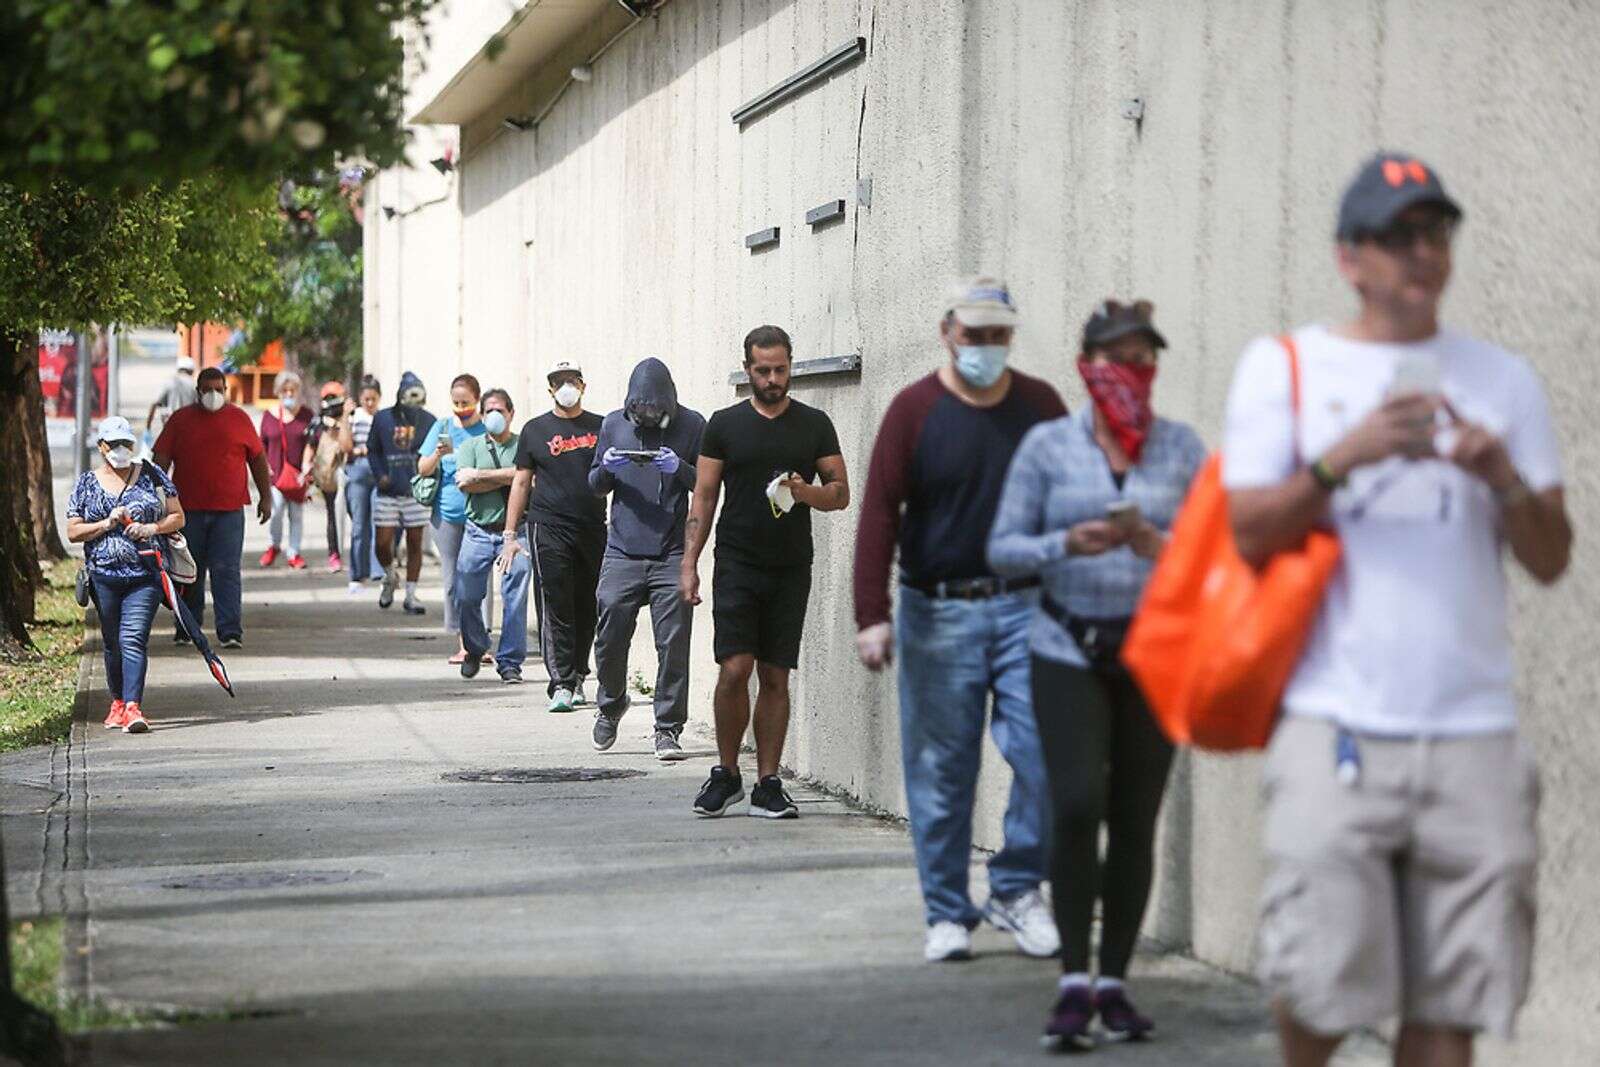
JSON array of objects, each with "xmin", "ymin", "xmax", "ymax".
[
  {"xmin": 482, "ymin": 410, "xmax": 509, "ymax": 436},
  {"xmin": 553, "ymin": 383, "xmax": 582, "ymax": 410},
  {"xmin": 106, "ymin": 445, "xmax": 135, "ymax": 469},
  {"xmin": 280, "ymin": 394, "xmax": 301, "ymax": 413},
  {"xmin": 200, "ymin": 391, "xmax": 225, "ymax": 412}
]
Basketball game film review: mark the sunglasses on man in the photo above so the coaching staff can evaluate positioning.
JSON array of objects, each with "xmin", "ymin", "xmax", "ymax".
[{"xmin": 1360, "ymin": 215, "xmax": 1458, "ymax": 253}]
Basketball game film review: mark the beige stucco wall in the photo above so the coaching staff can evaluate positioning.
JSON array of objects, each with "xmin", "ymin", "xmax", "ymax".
[{"xmin": 366, "ymin": 2, "xmax": 1600, "ymax": 1061}]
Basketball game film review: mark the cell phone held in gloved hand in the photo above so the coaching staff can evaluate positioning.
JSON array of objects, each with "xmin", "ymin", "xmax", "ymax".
[{"xmin": 616, "ymin": 449, "xmax": 660, "ymax": 464}]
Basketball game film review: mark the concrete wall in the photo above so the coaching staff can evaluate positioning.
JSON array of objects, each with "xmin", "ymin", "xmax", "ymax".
[{"xmin": 367, "ymin": 2, "xmax": 1600, "ymax": 1061}]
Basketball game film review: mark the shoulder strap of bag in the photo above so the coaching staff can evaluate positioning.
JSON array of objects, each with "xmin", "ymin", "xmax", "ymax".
[{"xmin": 1279, "ymin": 334, "xmax": 1303, "ymax": 465}]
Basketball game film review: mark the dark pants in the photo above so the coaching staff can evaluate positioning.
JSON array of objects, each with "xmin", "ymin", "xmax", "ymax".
[
  {"xmin": 593, "ymin": 552, "xmax": 691, "ymax": 735},
  {"xmin": 321, "ymin": 487, "xmax": 340, "ymax": 559},
  {"xmin": 177, "ymin": 508, "xmax": 245, "ymax": 640},
  {"xmin": 530, "ymin": 521, "xmax": 604, "ymax": 697},
  {"xmin": 92, "ymin": 573, "xmax": 162, "ymax": 705},
  {"xmin": 1031, "ymin": 655, "xmax": 1174, "ymax": 978}
]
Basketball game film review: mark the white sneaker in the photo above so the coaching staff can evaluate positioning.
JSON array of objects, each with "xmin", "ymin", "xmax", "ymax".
[
  {"xmin": 347, "ymin": 581, "xmax": 362, "ymax": 596},
  {"xmin": 983, "ymin": 889, "xmax": 1060, "ymax": 958},
  {"xmin": 924, "ymin": 921, "xmax": 973, "ymax": 963},
  {"xmin": 548, "ymin": 688, "xmax": 575, "ymax": 714}
]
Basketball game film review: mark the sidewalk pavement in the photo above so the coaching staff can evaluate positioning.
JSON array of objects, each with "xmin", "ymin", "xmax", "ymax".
[{"xmin": 4, "ymin": 510, "xmax": 1385, "ymax": 1065}]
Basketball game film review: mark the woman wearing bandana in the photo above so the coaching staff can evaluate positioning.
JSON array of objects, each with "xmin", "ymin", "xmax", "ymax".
[{"xmin": 987, "ymin": 300, "xmax": 1206, "ymax": 1050}]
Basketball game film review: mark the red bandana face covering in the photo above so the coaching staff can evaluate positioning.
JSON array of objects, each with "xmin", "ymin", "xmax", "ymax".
[{"xmin": 1079, "ymin": 360, "xmax": 1158, "ymax": 462}]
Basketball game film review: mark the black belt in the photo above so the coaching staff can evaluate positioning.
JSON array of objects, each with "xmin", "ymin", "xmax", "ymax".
[
  {"xmin": 903, "ymin": 576, "xmax": 1040, "ymax": 601},
  {"xmin": 468, "ymin": 519, "xmax": 508, "ymax": 535}
]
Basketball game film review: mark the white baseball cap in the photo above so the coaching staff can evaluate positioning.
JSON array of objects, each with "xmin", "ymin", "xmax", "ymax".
[
  {"xmin": 95, "ymin": 416, "xmax": 138, "ymax": 445},
  {"xmin": 547, "ymin": 358, "xmax": 583, "ymax": 381},
  {"xmin": 176, "ymin": 356, "xmax": 196, "ymax": 373},
  {"xmin": 946, "ymin": 275, "xmax": 1020, "ymax": 329}
]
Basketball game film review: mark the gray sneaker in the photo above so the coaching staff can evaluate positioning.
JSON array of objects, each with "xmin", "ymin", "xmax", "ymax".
[
  {"xmin": 548, "ymin": 688, "xmax": 575, "ymax": 714},
  {"xmin": 378, "ymin": 565, "xmax": 397, "ymax": 609},
  {"xmin": 654, "ymin": 732, "xmax": 687, "ymax": 762},
  {"xmin": 592, "ymin": 713, "xmax": 620, "ymax": 751}
]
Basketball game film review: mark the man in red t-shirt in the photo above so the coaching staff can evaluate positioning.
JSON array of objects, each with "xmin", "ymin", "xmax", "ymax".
[{"xmin": 153, "ymin": 367, "xmax": 273, "ymax": 648}]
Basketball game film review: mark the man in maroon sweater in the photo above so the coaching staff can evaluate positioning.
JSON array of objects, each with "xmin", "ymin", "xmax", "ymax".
[{"xmin": 854, "ymin": 277, "xmax": 1068, "ymax": 963}]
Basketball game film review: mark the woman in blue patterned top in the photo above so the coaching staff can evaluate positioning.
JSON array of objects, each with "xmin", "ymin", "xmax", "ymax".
[
  {"xmin": 987, "ymin": 301, "xmax": 1205, "ymax": 1049},
  {"xmin": 66, "ymin": 416, "xmax": 186, "ymax": 734}
]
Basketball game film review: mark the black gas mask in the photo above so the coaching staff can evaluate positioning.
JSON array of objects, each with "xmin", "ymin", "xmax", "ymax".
[{"xmin": 627, "ymin": 401, "xmax": 671, "ymax": 430}]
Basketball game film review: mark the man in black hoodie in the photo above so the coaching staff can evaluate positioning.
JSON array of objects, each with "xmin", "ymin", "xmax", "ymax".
[
  {"xmin": 588, "ymin": 359, "xmax": 706, "ymax": 761},
  {"xmin": 367, "ymin": 371, "xmax": 437, "ymax": 615}
]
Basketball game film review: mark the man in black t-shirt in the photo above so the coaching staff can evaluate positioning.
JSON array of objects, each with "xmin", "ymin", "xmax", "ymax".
[
  {"xmin": 500, "ymin": 359, "xmax": 606, "ymax": 713},
  {"xmin": 681, "ymin": 325, "xmax": 850, "ymax": 819}
]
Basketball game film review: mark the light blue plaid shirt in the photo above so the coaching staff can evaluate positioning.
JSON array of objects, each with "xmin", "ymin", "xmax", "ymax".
[{"xmin": 987, "ymin": 407, "xmax": 1206, "ymax": 666}]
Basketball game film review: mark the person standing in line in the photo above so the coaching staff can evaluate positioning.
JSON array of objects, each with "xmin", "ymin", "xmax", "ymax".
[
  {"xmin": 258, "ymin": 370, "xmax": 314, "ymax": 570},
  {"xmin": 499, "ymin": 360, "xmax": 606, "ymax": 713},
  {"xmin": 66, "ymin": 417, "xmax": 187, "ymax": 734},
  {"xmin": 589, "ymin": 358, "xmax": 705, "ymax": 762},
  {"xmin": 854, "ymin": 277, "xmax": 1065, "ymax": 963},
  {"xmin": 681, "ymin": 325, "xmax": 850, "ymax": 819},
  {"xmin": 367, "ymin": 371, "xmax": 437, "ymax": 615},
  {"xmin": 989, "ymin": 300, "xmax": 1206, "ymax": 1047},
  {"xmin": 454, "ymin": 389, "xmax": 530, "ymax": 684},
  {"xmin": 1223, "ymin": 154, "xmax": 1570, "ymax": 1067},
  {"xmin": 341, "ymin": 376, "xmax": 384, "ymax": 594},
  {"xmin": 146, "ymin": 355, "xmax": 198, "ymax": 442},
  {"xmin": 418, "ymin": 373, "xmax": 490, "ymax": 665},
  {"xmin": 304, "ymin": 381, "xmax": 350, "ymax": 573},
  {"xmin": 152, "ymin": 367, "xmax": 273, "ymax": 650}
]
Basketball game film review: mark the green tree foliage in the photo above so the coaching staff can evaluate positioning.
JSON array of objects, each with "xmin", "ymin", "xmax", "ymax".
[
  {"xmin": 0, "ymin": 0, "xmax": 436, "ymax": 189},
  {"xmin": 230, "ymin": 172, "xmax": 366, "ymax": 386}
]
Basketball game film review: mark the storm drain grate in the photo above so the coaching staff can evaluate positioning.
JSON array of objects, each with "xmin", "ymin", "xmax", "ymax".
[
  {"xmin": 157, "ymin": 869, "xmax": 380, "ymax": 891},
  {"xmin": 443, "ymin": 767, "xmax": 647, "ymax": 784}
]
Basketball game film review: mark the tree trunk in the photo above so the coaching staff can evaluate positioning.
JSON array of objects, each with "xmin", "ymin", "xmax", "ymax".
[
  {"xmin": 19, "ymin": 344, "xmax": 65, "ymax": 564},
  {"xmin": 0, "ymin": 330, "xmax": 40, "ymax": 644}
]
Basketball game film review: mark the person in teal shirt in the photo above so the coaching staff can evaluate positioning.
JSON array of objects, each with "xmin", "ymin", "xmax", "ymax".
[
  {"xmin": 417, "ymin": 374, "xmax": 489, "ymax": 663},
  {"xmin": 452, "ymin": 389, "xmax": 531, "ymax": 682}
]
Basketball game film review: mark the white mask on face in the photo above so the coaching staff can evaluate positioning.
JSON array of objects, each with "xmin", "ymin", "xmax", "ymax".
[
  {"xmin": 554, "ymin": 383, "xmax": 581, "ymax": 410},
  {"xmin": 200, "ymin": 391, "xmax": 225, "ymax": 412},
  {"xmin": 482, "ymin": 410, "xmax": 509, "ymax": 436},
  {"xmin": 106, "ymin": 445, "xmax": 135, "ymax": 469}
]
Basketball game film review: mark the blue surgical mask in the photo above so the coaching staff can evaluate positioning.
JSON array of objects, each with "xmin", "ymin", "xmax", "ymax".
[
  {"xmin": 482, "ymin": 410, "xmax": 508, "ymax": 436},
  {"xmin": 953, "ymin": 344, "xmax": 1009, "ymax": 388}
]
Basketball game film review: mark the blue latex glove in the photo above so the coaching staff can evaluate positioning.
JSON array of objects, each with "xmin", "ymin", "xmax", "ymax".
[
  {"xmin": 652, "ymin": 447, "xmax": 680, "ymax": 475},
  {"xmin": 600, "ymin": 447, "xmax": 631, "ymax": 472}
]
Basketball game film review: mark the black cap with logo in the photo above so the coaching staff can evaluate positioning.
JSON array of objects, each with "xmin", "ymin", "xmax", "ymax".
[
  {"xmin": 1081, "ymin": 299, "xmax": 1167, "ymax": 352},
  {"xmin": 1336, "ymin": 152, "xmax": 1463, "ymax": 241}
]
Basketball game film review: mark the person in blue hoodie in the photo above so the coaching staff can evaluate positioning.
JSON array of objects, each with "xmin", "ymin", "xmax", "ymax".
[
  {"xmin": 366, "ymin": 371, "xmax": 437, "ymax": 615},
  {"xmin": 588, "ymin": 358, "xmax": 706, "ymax": 761}
]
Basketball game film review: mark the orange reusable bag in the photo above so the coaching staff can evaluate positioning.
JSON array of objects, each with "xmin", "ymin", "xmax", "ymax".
[{"xmin": 1120, "ymin": 337, "xmax": 1341, "ymax": 751}]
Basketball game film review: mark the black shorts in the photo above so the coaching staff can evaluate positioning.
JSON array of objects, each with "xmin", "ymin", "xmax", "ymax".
[{"xmin": 711, "ymin": 558, "xmax": 812, "ymax": 669}]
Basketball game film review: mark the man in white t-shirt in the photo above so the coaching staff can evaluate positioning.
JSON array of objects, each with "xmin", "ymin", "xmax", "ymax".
[{"xmin": 1222, "ymin": 153, "xmax": 1572, "ymax": 1067}]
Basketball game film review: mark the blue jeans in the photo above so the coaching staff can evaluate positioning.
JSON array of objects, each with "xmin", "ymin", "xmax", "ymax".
[
  {"xmin": 91, "ymin": 574, "xmax": 162, "ymax": 705},
  {"xmin": 178, "ymin": 509, "xmax": 245, "ymax": 640},
  {"xmin": 455, "ymin": 523, "xmax": 530, "ymax": 673},
  {"xmin": 345, "ymin": 466, "xmax": 381, "ymax": 580},
  {"xmin": 896, "ymin": 586, "xmax": 1050, "ymax": 927}
]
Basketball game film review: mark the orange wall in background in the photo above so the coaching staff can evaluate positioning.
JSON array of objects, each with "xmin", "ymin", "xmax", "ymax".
[{"xmin": 178, "ymin": 323, "xmax": 286, "ymax": 410}]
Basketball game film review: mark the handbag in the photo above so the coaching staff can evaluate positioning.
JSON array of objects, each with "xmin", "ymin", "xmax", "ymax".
[
  {"xmin": 1120, "ymin": 336, "xmax": 1342, "ymax": 751},
  {"xmin": 150, "ymin": 471, "xmax": 199, "ymax": 585},
  {"xmin": 273, "ymin": 412, "xmax": 309, "ymax": 503},
  {"xmin": 410, "ymin": 471, "xmax": 440, "ymax": 509},
  {"xmin": 75, "ymin": 563, "xmax": 91, "ymax": 607}
]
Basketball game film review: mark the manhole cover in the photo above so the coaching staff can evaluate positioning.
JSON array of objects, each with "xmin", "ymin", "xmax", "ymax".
[
  {"xmin": 157, "ymin": 869, "xmax": 380, "ymax": 891},
  {"xmin": 443, "ymin": 767, "xmax": 647, "ymax": 784}
]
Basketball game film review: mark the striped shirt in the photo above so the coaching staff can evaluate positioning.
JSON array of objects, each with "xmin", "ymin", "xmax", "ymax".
[
  {"xmin": 987, "ymin": 406, "xmax": 1205, "ymax": 666},
  {"xmin": 350, "ymin": 408, "xmax": 374, "ymax": 451}
]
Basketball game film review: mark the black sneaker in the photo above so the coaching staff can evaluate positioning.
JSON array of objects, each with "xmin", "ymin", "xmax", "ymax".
[
  {"xmin": 592, "ymin": 713, "xmax": 620, "ymax": 752},
  {"xmin": 1094, "ymin": 986, "xmax": 1154, "ymax": 1042},
  {"xmin": 219, "ymin": 636, "xmax": 243, "ymax": 650},
  {"xmin": 499, "ymin": 667, "xmax": 523, "ymax": 685},
  {"xmin": 748, "ymin": 775, "xmax": 798, "ymax": 820},
  {"xmin": 460, "ymin": 654, "xmax": 481, "ymax": 679},
  {"xmin": 692, "ymin": 766, "xmax": 745, "ymax": 817},
  {"xmin": 172, "ymin": 632, "xmax": 192, "ymax": 645}
]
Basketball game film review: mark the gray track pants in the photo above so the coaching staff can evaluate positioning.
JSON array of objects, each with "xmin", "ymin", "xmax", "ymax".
[{"xmin": 592, "ymin": 552, "xmax": 691, "ymax": 734}]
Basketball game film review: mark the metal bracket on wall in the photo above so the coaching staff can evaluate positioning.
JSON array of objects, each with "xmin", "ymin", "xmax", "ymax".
[
  {"xmin": 728, "ymin": 353, "xmax": 862, "ymax": 387},
  {"xmin": 731, "ymin": 38, "xmax": 868, "ymax": 127},
  {"xmin": 1122, "ymin": 98, "xmax": 1145, "ymax": 122},
  {"xmin": 805, "ymin": 199, "xmax": 847, "ymax": 227},
  {"xmin": 744, "ymin": 227, "xmax": 781, "ymax": 251}
]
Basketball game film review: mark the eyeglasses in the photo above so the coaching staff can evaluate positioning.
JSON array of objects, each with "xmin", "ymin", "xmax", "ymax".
[{"xmin": 1363, "ymin": 216, "xmax": 1457, "ymax": 252}]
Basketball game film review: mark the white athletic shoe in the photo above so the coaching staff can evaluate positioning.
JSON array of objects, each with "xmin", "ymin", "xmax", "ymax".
[
  {"xmin": 924, "ymin": 921, "xmax": 973, "ymax": 963},
  {"xmin": 983, "ymin": 889, "xmax": 1060, "ymax": 958}
]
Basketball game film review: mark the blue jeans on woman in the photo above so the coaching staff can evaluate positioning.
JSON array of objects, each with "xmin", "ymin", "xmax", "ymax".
[
  {"xmin": 345, "ymin": 465, "xmax": 381, "ymax": 580},
  {"xmin": 895, "ymin": 586, "xmax": 1050, "ymax": 927},
  {"xmin": 91, "ymin": 573, "xmax": 163, "ymax": 705}
]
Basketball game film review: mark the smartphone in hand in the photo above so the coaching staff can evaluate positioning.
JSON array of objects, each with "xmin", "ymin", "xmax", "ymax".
[{"xmin": 1106, "ymin": 499, "xmax": 1141, "ymax": 535}]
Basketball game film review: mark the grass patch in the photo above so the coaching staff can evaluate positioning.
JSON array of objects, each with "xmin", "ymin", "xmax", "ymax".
[
  {"xmin": 0, "ymin": 558, "xmax": 85, "ymax": 753},
  {"xmin": 10, "ymin": 917, "xmax": 168, "ymax": 1033}
]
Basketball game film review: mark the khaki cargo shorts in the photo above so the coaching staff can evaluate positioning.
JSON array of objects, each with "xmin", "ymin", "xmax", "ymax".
[{"xmin": 1258, "ymin": 716, "xmax": 1540, "ymax": 1039}]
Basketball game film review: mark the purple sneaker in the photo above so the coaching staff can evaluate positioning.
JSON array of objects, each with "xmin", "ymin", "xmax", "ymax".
[
  {"xmin": 1095, "ymin": 986, "xmax": 1154, "ymax": 1042},
  {"xmin": 1041, "ymin": 984, "xmax": 1095, "ymax": 1052}
]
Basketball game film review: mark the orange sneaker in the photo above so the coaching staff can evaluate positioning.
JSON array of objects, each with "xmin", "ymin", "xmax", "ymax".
[
  {"xmin": 122, "ymin": 703, "xmax": 150, "ymax": 734},
  {"xmin": 103, "ymin": 700, "xmax": 127, "ymax": 729},
  {"xmin": 259, "ymin": 545, "xmax": 280, "ymax": 567}
]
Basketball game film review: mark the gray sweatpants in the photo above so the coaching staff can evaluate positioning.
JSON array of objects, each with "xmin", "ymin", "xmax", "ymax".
[{"xmin": 592, "ymin": 553, "xmax": 691, "ymax": 734}]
